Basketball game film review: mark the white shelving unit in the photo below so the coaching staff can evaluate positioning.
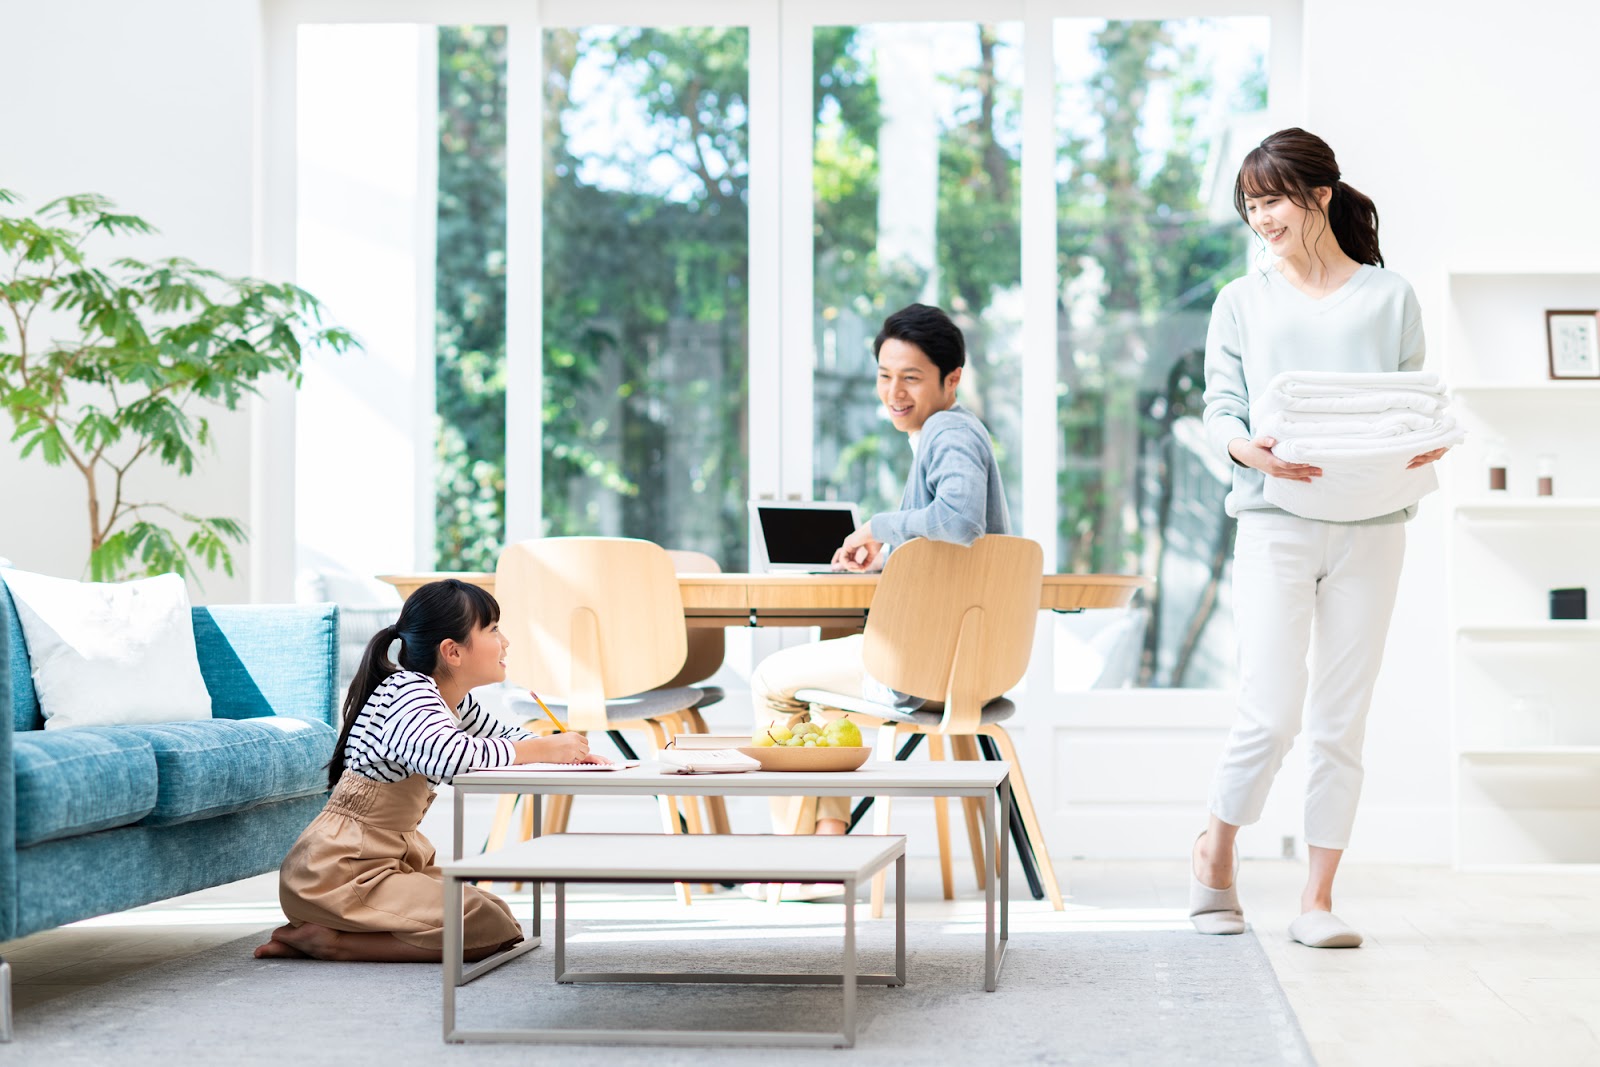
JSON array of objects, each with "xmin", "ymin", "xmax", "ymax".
[{"xmin": 1445, "ymin": 269, "xmax": 1600, "ymax": 869}]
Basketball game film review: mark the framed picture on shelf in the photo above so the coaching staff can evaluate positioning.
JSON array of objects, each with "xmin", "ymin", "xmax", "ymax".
[{"xmin": 1546, "ymin": 309, "xmax": 1600, "ymax": 379}]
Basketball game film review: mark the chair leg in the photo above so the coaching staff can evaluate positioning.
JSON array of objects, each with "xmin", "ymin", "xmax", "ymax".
[
  {"xmin": 647, "ymin": 717, "xmax": 694, "ymax": 906},
  {"xmin": 846, "ymin": 732, "xmax": 924, "ymax": 832},
  {"xmin": 949, "ymin": 735, "xmax": 988, "ymax": 891},
  {"xmin": 538, "ymin": 794, "xmax": 564, "ymax": 835},
  {"xmin": 476, "ymin": 793, "xmax": 523, "ymax": 888},
  {"xmin": 685, "ymin": 707, "xmax": 732, "ymax": 835},
  {"xmin": 870, "ymin": 722, "xmax": 899, "ymax": 918},
  {"xmin": 982, "ymin": 726, "xmax": 1065, "ymax": 911},
  {"xmin": 671, "ymin": 716, "xmax": 713, "ymax": 893},
  {"xmin": 781, "ymin": 795, "xmax": 818, "ymax": 835},
  {"xmin": 484, "ymin": 793, "xmax": 520, "ymax": 852},
  {"xmin": 925, "ymin": 732, "xmax": 955, "ymax": 901}
]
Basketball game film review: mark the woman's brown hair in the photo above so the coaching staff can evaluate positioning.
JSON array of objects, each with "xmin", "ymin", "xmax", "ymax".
[{"xmin": 1233, "ymin": 127, "xmax": 1383, "ymax": 268}]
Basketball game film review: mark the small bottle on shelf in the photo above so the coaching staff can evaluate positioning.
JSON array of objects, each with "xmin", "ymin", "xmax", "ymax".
[
  {"xmin": 1486, "ymin": 443, "xmax": 1508, "ymax": 492},
  {"xmin": 1537, "ymin": 454, "xmax": 1555, "ymax": 497}
]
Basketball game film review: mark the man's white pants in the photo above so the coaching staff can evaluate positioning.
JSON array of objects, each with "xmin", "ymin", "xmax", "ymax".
[
  {"xmin": 750, "ymin": 635, "xmax": 867, "ymax": 828},
  {"xmin": 1207, "ymin": 510, "xmax": 1406, "ymax": 851}
]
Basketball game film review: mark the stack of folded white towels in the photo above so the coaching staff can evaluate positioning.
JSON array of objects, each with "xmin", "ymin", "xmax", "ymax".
[{"xmin": 1252, "ymin": 370, "xmax": 1464, "ymax": 522}]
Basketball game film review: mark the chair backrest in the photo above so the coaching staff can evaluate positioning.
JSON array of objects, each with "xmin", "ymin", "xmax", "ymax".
[
  {"xmin": 496, "ymin": 537, "xmax": 688, "ymax": 731},
  {"xmin": 663, "ymin": 549, "xmax": 725, "ymax": 689},
  {"xmin": 861, "ymin": 535, "xmax": 1043, "ymax": 734}
]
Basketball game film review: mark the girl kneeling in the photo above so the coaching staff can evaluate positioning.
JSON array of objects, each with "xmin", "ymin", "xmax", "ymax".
[{"xmin": 255, "ymin": 578, "xmax": 601, "ymax": 962}]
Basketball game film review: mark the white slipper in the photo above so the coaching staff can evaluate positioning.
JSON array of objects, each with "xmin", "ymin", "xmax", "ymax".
[
  {"xmin": 1189, "ymin": 831, "xmax": 1245, "ymax": 935},
  {"xmin": 1288, "ymin": 910, "xmax": 1363, "ymax": 948}
]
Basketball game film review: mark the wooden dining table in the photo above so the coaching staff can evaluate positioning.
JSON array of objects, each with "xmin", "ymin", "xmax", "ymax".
[{"xmin": 378, "ymin": 570, "xmax": 1148, "ymax": 630}]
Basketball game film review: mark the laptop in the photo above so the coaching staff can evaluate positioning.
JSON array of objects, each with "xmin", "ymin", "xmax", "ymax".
[{"xmin": 748, "ymin": 499, "xmax": 863, "ymax": 573}]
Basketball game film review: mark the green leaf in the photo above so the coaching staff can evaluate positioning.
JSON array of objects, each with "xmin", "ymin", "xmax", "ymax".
[
  {"xmin": 18, "ymin": 424, "xmax": 68, "ymax": 465},
  {"xmin": 90, "ymin": 531, "xmax": 135, "ymax": 582}
]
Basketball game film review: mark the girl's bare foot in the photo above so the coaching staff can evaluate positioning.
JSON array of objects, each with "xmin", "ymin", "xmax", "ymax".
[
  {"xmin": 253, "ymin": 924, "xmax": 313, "ymax": 959},
  {"xmin": 262, "ymin": 921, "xmax": 346, "ymax": 959}
]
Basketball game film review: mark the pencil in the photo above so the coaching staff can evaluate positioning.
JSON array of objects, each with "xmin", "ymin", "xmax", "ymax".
[{"xmin": 529, "ymin": 690, "xmax": 565, "ymax": 733}]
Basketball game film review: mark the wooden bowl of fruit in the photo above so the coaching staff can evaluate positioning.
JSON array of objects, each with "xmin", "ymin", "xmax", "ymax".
[{"xmin": 740, "ymin": 714, "xmax": 871, "ymax": 772}]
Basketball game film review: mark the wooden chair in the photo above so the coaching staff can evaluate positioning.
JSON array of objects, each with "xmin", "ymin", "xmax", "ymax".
[
  {"xmin": 485, "ymin": 537, "xmax": 711, "ymax": 902},
  {"xmin": 660, "ymin": 549, "xmax": 732, "ymax": 836},
  {"xmin": 793, "ymin": 535, "xmax": 1064, "ymax": 915}
]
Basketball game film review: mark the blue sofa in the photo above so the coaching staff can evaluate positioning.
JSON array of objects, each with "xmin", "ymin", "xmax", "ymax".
[{"xmin": 0, "ymin": 582, "xmax": 340, "ymax": 1039}]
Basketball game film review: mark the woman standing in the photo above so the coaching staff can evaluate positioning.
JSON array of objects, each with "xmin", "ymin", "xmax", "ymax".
[{"xmin": 1189, "ymin": 129, "xmax": 1447, "ymax": 948}]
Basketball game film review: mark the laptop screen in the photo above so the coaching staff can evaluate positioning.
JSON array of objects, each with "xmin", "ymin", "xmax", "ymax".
[{"xmin": 756, "ymin": 505, "xmax": 858, "ymax": 566}]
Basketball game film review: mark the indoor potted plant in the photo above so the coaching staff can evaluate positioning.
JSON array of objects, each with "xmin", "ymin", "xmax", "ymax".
[{"xmin": 0, "ymin": 189, "xmax": 357, "ymax": 581}]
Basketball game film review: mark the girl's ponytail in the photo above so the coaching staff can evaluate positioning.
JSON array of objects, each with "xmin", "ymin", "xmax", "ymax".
[
  {"xmin": 327, "ymin": 623, "xmax": 403, "ymax": 788},
  {"xmin": 322, "ymin": 580, "xmax": 500, "ymax": 790},
  {"xmin": 1327, "ymin": 179, "xmax": 1383, "ymax": 268}
]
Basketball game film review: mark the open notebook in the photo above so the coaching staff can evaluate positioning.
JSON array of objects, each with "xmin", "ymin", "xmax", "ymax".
[{"xmin": 469, "ymin": 760, "xmax": 640, "ymax": 772}]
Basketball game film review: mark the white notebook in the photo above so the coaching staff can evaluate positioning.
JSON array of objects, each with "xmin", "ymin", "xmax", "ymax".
[
  {"xmin": 470, "ymin": 760, "xmax": 640, "ymax": 772},
  {"xmin": 658, "ymin": 749, "xmax": 760, "ymax": 774}
]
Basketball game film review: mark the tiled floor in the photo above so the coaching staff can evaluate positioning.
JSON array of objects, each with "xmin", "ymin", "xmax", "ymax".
[{"xmin": 6, "ymin": 830, "xmax": 1599, "ymax": 1065}]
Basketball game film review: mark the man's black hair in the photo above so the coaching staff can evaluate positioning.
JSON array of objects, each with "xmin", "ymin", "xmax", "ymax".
[{"xmin": 872, "ymin": 303, "xmax": 965, "ymax": 382}]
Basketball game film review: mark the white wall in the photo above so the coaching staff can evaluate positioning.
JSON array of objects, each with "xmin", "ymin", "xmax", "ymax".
[
  {"xmin": 4, "ymin": 0, "xmax": 1599, "ymax": 859},
  {"xmin": 293, "ymin": 24, "xmax": 437, "ymax": 593},
  {"xmin": 1293, "ymin": 0, "xmax": 1600, "ymax": 860},
  {"xmin": 0, "ymin": 0, "xmax": 261, "ymax": 603}
]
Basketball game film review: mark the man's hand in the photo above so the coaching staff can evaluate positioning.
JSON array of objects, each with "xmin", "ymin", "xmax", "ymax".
[
  {"xmin": 1229, "ymin": 435, "xmax": 1323, "ymax": 482},
  {"xmin": 1406, "ymin": 447, "xmax": 1450, "ymax": 470},
  {"xmin": 832, "ymin": 522, "xmax": 886, "ymax": 572}
]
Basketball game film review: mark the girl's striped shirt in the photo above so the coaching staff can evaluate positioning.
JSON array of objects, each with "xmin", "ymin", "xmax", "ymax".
[{"xmin": 344, "ymin": 670, "xmax": 532, "ymax": 785}]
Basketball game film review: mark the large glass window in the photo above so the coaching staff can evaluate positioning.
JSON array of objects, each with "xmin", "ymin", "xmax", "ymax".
[
  {"xmin": 290, "ymin": 10, "xmax": 1280, "ymax": 700},
  {"xmin": 812, "ymin": 23, "xmax": 1023, "ymax": 526},
  {"xmin": 540, "ymin": 26, "xmax": 751, "ymax": 565},
  {"xmin": 436, "ymin": 26, "xmax": 509, "ymax": 571},
  {"xmin": 1054, "ymin": 18, "xmax": 1269, "ymax": 688}
]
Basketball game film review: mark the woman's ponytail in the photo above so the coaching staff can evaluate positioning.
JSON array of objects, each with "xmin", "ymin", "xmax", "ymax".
[
  {"xmin": 327, "ymin": 623, "xmax": 403, "ymax": 788},
  {"xmin": 1328, "ymin": 180, "xmax": 1383, "ymax": 268},
  {"xmin": 1234, "ymin": 128, "xmax": 1384, "ymax": 269}
]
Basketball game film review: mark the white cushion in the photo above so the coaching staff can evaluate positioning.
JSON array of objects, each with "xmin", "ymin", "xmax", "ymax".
[{"xmin": 0, "ymin": 569, "xmax": 212, "ymax": 730}]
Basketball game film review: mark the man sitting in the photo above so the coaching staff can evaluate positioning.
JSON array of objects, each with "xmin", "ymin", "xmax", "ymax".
[{"xmin": 750, "ymin": 302, "xmax": 1011, "ymax": 841}]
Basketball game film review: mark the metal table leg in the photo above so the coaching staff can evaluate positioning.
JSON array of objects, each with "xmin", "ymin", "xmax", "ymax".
[
  {"xmin": 999, "ymin": 778, "xmax": 1011, "ymax": 969},
  {"xmin": 443, "ymin": 877, "xmax": 462, "ymax": 1041},
  {"xmin": 983, "ymin": 793, "xmax": 997, "ymax": 991},
  {"xmin": 1, "ymin": 956, "xmax": 12, "ymax": 1043},
  {"xmin": 452, "ymin": 788, "xmax": 465, "ymax": 861},
  {"xmin": 842, "ymin": 879, "xmax": 857, "ymax": 1046}
]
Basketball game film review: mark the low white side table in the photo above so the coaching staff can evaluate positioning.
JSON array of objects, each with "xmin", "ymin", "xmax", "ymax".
[
  {"xmin": 440, "ymin": 832, "xmax": 906, "ymax": 1048},
  {"xmin": 451, "ymin": 760, "xmax": 1012, "ymax": 989}
]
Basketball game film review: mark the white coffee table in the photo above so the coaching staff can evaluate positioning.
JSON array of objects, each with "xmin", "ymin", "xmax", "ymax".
[
  {"xmin": 440, "ymin": 832, "xmax": 906, "ymax": 1047},
  {"xmin": 450, "ymin": 759, "xmax": 1013, "ymax": 990}
]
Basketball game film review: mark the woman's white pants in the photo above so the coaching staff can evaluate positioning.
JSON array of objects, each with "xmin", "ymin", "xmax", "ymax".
[{"xmin": 1207, "ymin": 510, "xmax": 1406, "ymax": 850}]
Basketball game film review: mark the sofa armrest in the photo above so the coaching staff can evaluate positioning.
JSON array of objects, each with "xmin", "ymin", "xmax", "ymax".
[
  {"xmin": 193, "ymin": 604, "xmax": 341, "ymax": 727},
  {"xmin": 1, "ymin": 597, "xmax": 19, "ymax": 941}
]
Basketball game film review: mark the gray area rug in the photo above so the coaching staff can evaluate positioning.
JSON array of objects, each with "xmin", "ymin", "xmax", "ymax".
[{"xmin": 13, "ymin": 920, "xmax": 1313, "ymax": 1066}]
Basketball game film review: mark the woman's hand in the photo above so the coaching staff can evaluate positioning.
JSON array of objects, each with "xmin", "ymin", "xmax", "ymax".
[
  {"xmin": 832, "ymin": 522, "xmax": 886, "ymax": 572},
  {"xmin": 1406, "ymin": 446, "xmax": 1449, "ymax": 470},
  {"xmin": 1229, "ymin": 436, "xmax": 1323, "ymax": 482}
]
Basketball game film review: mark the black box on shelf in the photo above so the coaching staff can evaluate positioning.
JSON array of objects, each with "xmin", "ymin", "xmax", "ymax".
[{"xmin": 1550, "ymin": 588, "xmax": 1587, "ymax": 621}]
